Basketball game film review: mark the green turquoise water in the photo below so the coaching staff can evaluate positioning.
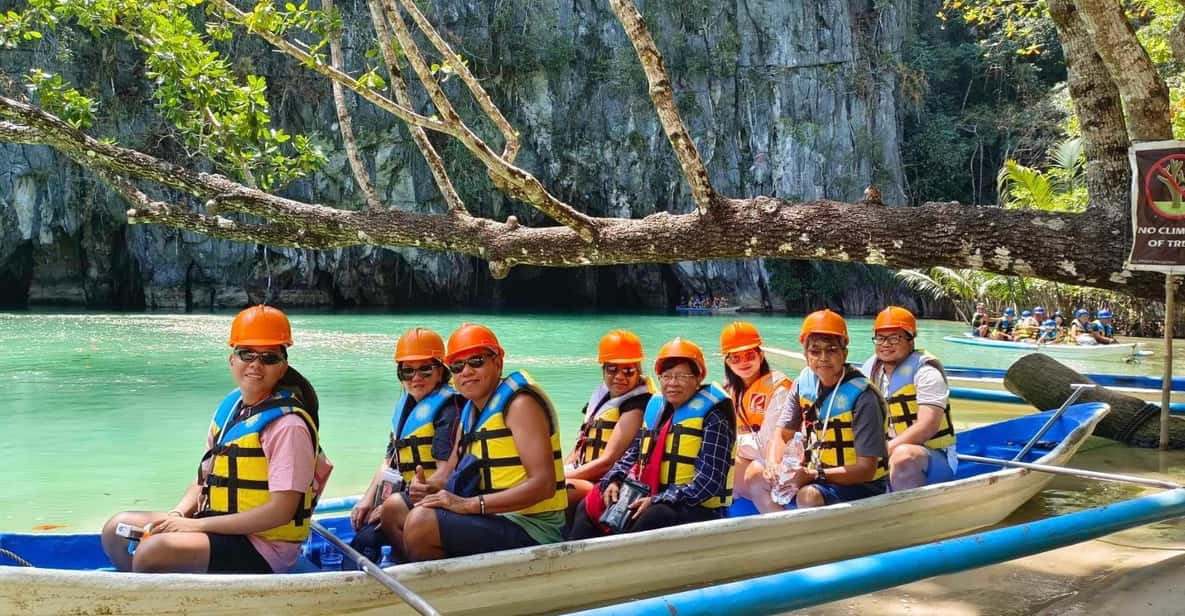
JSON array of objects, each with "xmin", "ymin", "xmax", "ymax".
[{"xmin": 1, "ymin": 311, "xmax": 1182, "ymax": 532}]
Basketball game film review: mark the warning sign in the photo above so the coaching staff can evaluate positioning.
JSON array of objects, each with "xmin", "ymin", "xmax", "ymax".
[{"xmin": 1128, "ymin": 140, "xmax": 1185, "ymax": 273}]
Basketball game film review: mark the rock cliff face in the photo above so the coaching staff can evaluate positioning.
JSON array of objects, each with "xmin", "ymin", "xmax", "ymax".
[{"xmin": 0, "ymin": 0, "xmax": 908, "ymax": 311}]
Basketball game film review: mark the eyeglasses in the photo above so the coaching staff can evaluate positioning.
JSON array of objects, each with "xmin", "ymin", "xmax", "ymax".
[
  {"xmin": 603, "ymin": 365, "xmax": 638, "ymax": 377},
  {"xmin": 448, "ymin": 354, "xmax": 494, "ymax": 374},
  {"xmin": 805, "ymin": 345, "xmax": 844, "ymax": 358},
  {"xmin": 234, "ymin": 349, "xmax": 286, "ymax": 365},
  {"xmin": 398, "ymin": 364, "xmax": 437, "ymax": 381},
  {"xmin": 872, "ymin": 334, "xmax": 908, "ymax": 345},
  {"xmin": 726, "ymin": 350, "xmax": 760, "ymax": 365},
  {"xmin": 659, "ymin": 372, "xmax": 698, "ymax": 384}
]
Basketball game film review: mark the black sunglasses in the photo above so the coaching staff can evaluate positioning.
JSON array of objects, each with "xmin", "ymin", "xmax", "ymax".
[
  {"xmin": 603, "ymin": 365, "xmax": 638, "ymax": 377},
  {"xmin": 448, "ymin": 354, "xmax": 494, "ymax": 374},
  {"xmin": 398, "ymin": 364, "xmax": 438, "ymax": 381},
  {"xmin": 234, "ymin": 348, "xmax": 286, "ymax": 365}
]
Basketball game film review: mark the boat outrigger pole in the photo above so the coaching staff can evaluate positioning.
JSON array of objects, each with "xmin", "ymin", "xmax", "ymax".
[
  {"xmin": 310, "ymin": 521, "xmax": 441, "ymax": 616},
  {"xmin": 955, "ymin": 455, "xmax": 1183, "ymax": 490}
]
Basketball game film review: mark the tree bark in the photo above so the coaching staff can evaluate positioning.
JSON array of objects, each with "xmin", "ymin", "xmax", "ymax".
[
  {"xmin": 1172, "ymin": 12, "xmax": 1185, "ymax": 65},
  {"xmin": 1003, "ymin": 354, "xmax": 1185, "ymax": 448},
  {"xmin": 1047, "ymin": 0, "xmax": 1131, "ymax": 218},
  {"xmin": 1073, "ymin": 0, "xmax": 1173, "ymax": 141}
]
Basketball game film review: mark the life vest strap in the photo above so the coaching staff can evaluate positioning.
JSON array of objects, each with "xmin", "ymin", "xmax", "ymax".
[{"xmin": 203, "ymin": 474, "xmax": 270, "ymax": 490}]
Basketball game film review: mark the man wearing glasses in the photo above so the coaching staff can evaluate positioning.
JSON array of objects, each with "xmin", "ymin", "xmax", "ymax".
[
  {"xmin": 766, "ymin": 310, "xmax": 889, "ymax": 508},
  {"xmin": 400, "ymin": 323, "xmax": 567, "ymax": 561},
  {"xmin": 860, "ymin": 306, "xmax": 957, "ymax": 491}
]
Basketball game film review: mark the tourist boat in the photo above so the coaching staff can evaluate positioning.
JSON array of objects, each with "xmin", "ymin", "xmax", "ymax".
[
  {"xmin": 674, "ymin": 305, "xmax": 742, "ymax": 315},
  {"xmin": 942, "ymin": 333, "xmax": 1148, "ymax": 359},
  {"xmin": 0, "ymin": 403, "xmax": 1108, "ymax": 615}
]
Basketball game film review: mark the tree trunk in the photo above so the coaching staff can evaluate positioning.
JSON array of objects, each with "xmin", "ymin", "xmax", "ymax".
[
  {"xmin": 1047, "ymin": 0, "xmax": 1131, "ymax": 219},
  {"xmin": 1003, "ymin": 353, "xmax": 1185, "ymax": 448},
  {"xmin": 1172, "ymin": 12, "xmax": 1185, "ymax": 65},
  {"xmin": 1073, "ymin": 0, "xmax": 1174, "ymax": 141}
]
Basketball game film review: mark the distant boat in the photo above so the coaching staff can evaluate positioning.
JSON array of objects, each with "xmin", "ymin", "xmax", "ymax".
[
  {"xmin": 942, "ymin": 333, "xmax": 1148, "ymax": 360},
  {"xmin": 675, "ymin": 305, "xmax": 742, "ymax": 315},
  {"xmin": 0, "ymin": 404, "xmax": 1107, "ymax": 615}
]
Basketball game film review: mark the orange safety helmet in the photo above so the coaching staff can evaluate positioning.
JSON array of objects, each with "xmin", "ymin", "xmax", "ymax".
[
  {"xmin": 228, "ymin": 305, "xmax": 293, "ymax": 347},
  {"xmin": 798, "ymin": 309, "xmax": 848, "ymax": 346},
  {"xmin": 874, "ymin": 306, "xmax": 917, "ymax": 337},
  {"xmin": 720, "ymin": 321, "xmax": 763, "ymax": 355},
  {"xmin": 394, "ymin": 327, "xmax": 446, "ymax": 363},
  {"xmin": 445, "ymin": 323, "xmax": 505, "ymax": 364},
  {"xmin": 598, "ymin": 330, "xmax": 644, "ymax": 364},
  {"xmin": 654, "ymin": 337, "xmax": 707, "ymax": 379}
]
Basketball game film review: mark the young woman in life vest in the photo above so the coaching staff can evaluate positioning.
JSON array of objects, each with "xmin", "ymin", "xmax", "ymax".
[
  {"xmin": 100, "ymin": 306, "xmax": 329, "ymax": 573},
  {"xmin": 348, "ymin": 327, "xmax": 462, "ymax": 564},
  {"xmin": 567, "ymin": 338, "xmax": 737, "ymax": 539},
  {"xmin": 564, "ymin": 330, "xmax": 652, "ymax": 509},
  {"xmin": 720, "ymin": 322, "xmax": 793, "ymax": 513}
]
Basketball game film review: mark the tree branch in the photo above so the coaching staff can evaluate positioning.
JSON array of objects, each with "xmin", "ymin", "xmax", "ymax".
[
  {"xmin": 324, "ymin": 0, "xmax": 382, "ymax": 211},
  {"xmin": 0, "ymin": 120, "xmax": 42, "ymax": 143},
  {"xmin": 608, "ymin": 0, "xmax": 718, "ymax": 216}
]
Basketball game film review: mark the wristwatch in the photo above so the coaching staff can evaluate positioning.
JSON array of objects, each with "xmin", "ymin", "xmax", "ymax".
[{"xmin": 815, "ymin": 466, "xmax": 827, "ymax": 483}]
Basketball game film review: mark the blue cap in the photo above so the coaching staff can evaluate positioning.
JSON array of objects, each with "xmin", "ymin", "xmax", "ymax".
[
  {"xmin": 1097, "ymin": 309, "xmax": 1112, "ymax": 319},
  {"xmin": 1034, "ymin": 306, "xmax": 1045, "ymax": 314},
  {"xmin": 1021, "ymin": 310, "xmax": 1032, "ymax": 317},
  {"xmin": 1054, "ymin": 311, "xmax": 1064, "ymax": 318},
  {"xmin": 1075, "ymin": 308, "xmax": 1089, "ymax": 317},
  {"xmin": 1043, "ymin": 319, "xmax": 1057, "ymax": 327},
  {"xmin": 1004, "ymin": 308, "xmax": 1016, "ymax": 316}
]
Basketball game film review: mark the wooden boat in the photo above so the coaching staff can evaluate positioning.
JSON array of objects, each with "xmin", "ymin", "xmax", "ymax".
[
  {"xmin": 943, "ymin": 332, "xmax": 1148, "ymax": 359},
  {"xmin": 0, "ymin": 403, "xmax": 1108, "ymax": 616}
]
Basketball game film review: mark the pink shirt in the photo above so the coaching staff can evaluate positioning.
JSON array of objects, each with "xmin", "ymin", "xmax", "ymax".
[{"xmin": 203, "ymin": 412, "xmax": 315, "ymax": 573}]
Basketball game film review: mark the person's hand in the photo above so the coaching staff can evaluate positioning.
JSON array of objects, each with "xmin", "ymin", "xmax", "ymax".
[
  {"xmin": 418, "ymin": 490, "xmax": 475, "ymax": 514},
  {"xmin": 786, "ymin": 466, "xmax": 817, "ymax": 489},
  {"xmin": 408, "ymin": 465, "xmax": 433, "ymax": 504},
  {"xmin": 351, "ymin": 501, "xmax": 374, "ymax": 530},
  {"xmin": 628, "ymin": 496, "xmax": 653, "ymax": 520},
  {"xmin": 602, "ymin": 482, "xmax": 621, "ymax": 507},
  {"xmin": 763, "ymin": 463, "xmax": 779, "ymax": 483},
  {"xmin": 148, "ymin": 516, "xmax": 204, "ymax": 534}
]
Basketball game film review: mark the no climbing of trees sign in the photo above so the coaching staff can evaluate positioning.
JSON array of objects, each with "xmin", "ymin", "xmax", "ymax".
[{"xmin": 1128, "ymin": 140, "xmax": 1185, "ymax": 273}]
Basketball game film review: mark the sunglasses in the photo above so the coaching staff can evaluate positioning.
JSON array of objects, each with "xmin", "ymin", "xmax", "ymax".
[
  {"xmin": 448, "ymin": 354, "xmax": 494, "ymax": 374},
  {"xmin": 234, "ymin": 349, "xmax": 286, "ymax": 365},
  {"xmin": 603, "ymin": 365, "xmax": 638, "ymax": 377},
  {"xmin": 398, "ymin": 364, "xmax": 437, "ymax": 381},
  {"xmin": 725, "ymin": 350, "xmax": 760, "ymax": 364}
]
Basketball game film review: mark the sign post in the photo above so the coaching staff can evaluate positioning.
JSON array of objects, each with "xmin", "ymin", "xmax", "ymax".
[{"xmin": 1127, "ymin": 140, "xmax": 1185, "ymax": 450}]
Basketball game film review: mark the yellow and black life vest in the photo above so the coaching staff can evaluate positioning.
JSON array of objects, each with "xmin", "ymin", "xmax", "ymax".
[
  {"xmin": 575, "ymin": 379, "xmax": 654, "ymax": 466},
  {"xmin": 795, "ymin": 366, "xmax": 888, "ymax": 480},
  {"xmin": 640, "ymin": 384, "xmax": 735, "ymax": 509},
  {"xmin": 734, "ymin": 370, "xmax": 792, "ymax": 433},
  {"xmin": 458, "ymin": 371, "xmax": 567, "ymax": 516},
  {"xmin": 199, "ymin": 389, "xmax": 319, "ymax": 543},
  {"xmin": 390, "ymin": 385, "xmax": 460, "ymax": 484},
  {"xmin": 860, "ymin": 351, "xmax": 956, "ymax": 450}
]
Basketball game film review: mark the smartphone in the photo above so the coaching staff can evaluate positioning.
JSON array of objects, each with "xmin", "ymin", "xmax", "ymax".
[{"xmin": 115, "ymin": 523, "xmax": 145, "ymax": 541}]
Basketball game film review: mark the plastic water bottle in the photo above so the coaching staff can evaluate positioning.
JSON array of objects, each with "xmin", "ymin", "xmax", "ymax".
[
  {"xmin": 319, "ymin": 545, "xmax": 343, "ymax": 571},
  {"xmin": 378, "ymin": 545, "xmax": 396, "ymax": 568},
  {"xmin": 771, "ymin": 432, "xmax": 805, "ymax": 505}
]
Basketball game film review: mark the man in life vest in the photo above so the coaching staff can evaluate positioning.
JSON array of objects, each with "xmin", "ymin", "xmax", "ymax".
[
  {"xmin": 766, "ymin": 310, "xmax": 889, "ymax": 508},
  {"xmin": 720, "ymin": 321, "xmax": 793, "ymax": 513},
  {"xmin": 564, "ymin": 330, "xmax": 652, "ymax": 510},
  {"xmin": 991, "ymin": 308, "xmax": 1017, "ymax": 341},
  {"xmin": 1069, "ymin": 308, "xmax": 1095, "ymax": 344},
  {"xmin": 567, "ymin": 338, "xmax": 737, "ymax": 538},
  {"xmin": 970, "ymin": 302, "xmax": 990, "ymax": 337},
  {"xmin": 401, "ymin": 324, "xmax": 566, "ymax": 561},
  {"xmin": 1013, "ymin": 310, "xmax": 1040, "ymax": 342},
  {"xmin": 1090, "ymin": 309, "xmax": 1118, "ymax": 344},
  {"xmin": 860, "ymin": 307, "xmax": 958, "ymax": 491},
  {"xmin": 101, "ymin": 305, "xmax": 331, "ymax": 573}
]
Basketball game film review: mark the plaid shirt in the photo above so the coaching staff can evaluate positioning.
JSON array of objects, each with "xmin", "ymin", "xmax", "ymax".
[{"xmin": 601, "ymin": 399, "xmax": 735, "ymax": 508}]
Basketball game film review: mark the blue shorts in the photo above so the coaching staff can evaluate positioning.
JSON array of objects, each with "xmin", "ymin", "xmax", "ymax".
[
  {"xmin": 790, "ymin": 478, "xmax": 887, "ymax": 507},
  {"xmin": 923, "ymin": 447, "xmax": 957, "ymax": 484},
  {"xmin": 436, "ymin": 509, "xmax": 538, "ymax": 558}
]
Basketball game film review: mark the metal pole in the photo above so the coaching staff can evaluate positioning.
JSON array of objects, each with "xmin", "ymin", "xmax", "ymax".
[
  {"xmin": 957, "ymin": 454, "xmax": 1182, "ymax": 490},
  {"xmin": 1162, "ymin": 274, "xmax": 1176, "ymax": 450},
  {"xmin": 310, "ymin": 521, "xmax": 441, "ymax": 616},
  {"xmin": 1013, "ymin": 384, "xmax": 1095, "ymax": 461}
]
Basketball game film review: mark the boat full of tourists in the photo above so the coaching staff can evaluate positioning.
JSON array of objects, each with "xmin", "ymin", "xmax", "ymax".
[{"xmin": 942, "ymin": 333, "xmax": 1147, "ymax": 359}]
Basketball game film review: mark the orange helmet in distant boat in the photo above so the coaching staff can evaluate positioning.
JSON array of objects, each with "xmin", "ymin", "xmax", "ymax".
[
  {"xmin": 445, "ymin": 323, "xmax": 504, "ymax": 363},
  {"xmin": 799, "ymin": 310, "xmax": 848, "ymax": 346},
  {"xmin": 720, "ymin": 321, "xmax": 763, "ymax": 355},
  {"xmin": 655, "ymin": 337, "xmax": 707, "ymax": 379},
  {"xmin": 228, "ymin": 305, "xmax": 293, "ymax": 347},
  {"xmin": 873, "ymin": 306, "xmax": 917, "ymax": 337},
  {"xmin": 395, "ymin": 327, "xmax": 446, "ymax": 363},
  {"xmin": 598, "ymin": 330, "xmax": 644, "ymax": 364}
]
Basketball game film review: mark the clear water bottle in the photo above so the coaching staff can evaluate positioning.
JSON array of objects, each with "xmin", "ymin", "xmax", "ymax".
[
  {"xmin": 771, "ymin": 432, "xmax": 805, "ymax": 505},
  {"xmin": 319, "ymin": 545, "xmax": 343, "ymax": 571},
  {"xmin": 378, "ymin": 545, "xmax": 396, "ymax": 568}
]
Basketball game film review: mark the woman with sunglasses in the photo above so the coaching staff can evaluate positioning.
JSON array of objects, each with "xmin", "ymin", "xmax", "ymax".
[
  {"xmin": 101, "ymin": 305, "xmax": 329, "ymax": 574},
  {"xmin": 564, "ymin": 330, "xmax": 653, "ymax": 509},
  {"xmin": 348, "ymin": 327, "xmax": 462, "ymax": 564},
  {"xmin": 568, "ymin": 338, "xmax": 736, "ymax": 538},
  {"xmin": 719, "ymin": 322, "xmax": 793, "ymax": 513}
]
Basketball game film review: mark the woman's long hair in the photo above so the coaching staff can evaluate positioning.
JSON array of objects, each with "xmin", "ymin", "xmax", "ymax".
[
  {"xmin": 724, "ymin": 356, "xmax": 771, "ymax": 412},
  {"xmin": 278, "ymin": 366, "xmax": 320, "ymax": 431}
]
